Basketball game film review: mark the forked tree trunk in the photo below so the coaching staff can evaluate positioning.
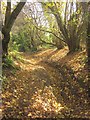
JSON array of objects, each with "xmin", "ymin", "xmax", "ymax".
[
  {"xmin": 46, "ymin": 3, "xmax": 82, "ymax": 53},
  {"xmin": 2, "ymin": 2, "xmax": 11, "ymax": 58},
  {"xmin": 2, "ymin": 1, "xmax": 26, "ymax": 59}
]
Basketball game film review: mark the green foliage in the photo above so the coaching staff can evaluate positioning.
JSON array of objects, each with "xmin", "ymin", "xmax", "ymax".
[
  {"xmin": 17, "ymin": 30, "xmax": 31, "ymax": 52},
  {"xmin": 9, "ymin": 34, "xmax": 20, "ymax": 51},
  {"xmin": 3, "ymin": 55, "xmax": 14, "ymax": 68},
  {"xmin": 10, "ymin": 33, "xmax": 30, "ymax": 52},
  {"xmin": 10, "ymin": 23, "xmax": 39, "ymax": 52}
]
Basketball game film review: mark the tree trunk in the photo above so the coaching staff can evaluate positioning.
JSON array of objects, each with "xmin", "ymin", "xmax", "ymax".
[
  {"xmin": 2, "ymin": 27, "xmax": 10, "ymax": 57},
  {"xmin": 45, "ymin": 3, "xmax": 82, "ymax": 53},
  {"xmin": 31, "ymin": 38, "xmax": 37, "ymax": 51},
  {"xmin": 67, "ymin": 38, "xmax": 80, "ymax": 53},
  {"xmin": 2, "ymin": 1, "xmax": 26, "ymax": 58}
]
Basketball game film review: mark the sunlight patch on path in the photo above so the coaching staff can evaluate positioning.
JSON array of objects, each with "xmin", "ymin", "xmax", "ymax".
[
  {"xmin": 14, "ymin": 59, "xmax": 46, "ymax": 71},
  {"xmin": 28, "ymin": 86, "xmax": 64, "ymax": 118},
  {"xmin": 48, "ymin": 48, "xmax": 68, "ymax": 62},
  {"xmin": 3, "ymin": 48, "xmax": 89, "ymax": 118}
]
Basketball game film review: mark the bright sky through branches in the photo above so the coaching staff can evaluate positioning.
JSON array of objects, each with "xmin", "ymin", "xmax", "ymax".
[{"xmin": 1, "ymin": 0, "xmax": 90, "ymax": 2}]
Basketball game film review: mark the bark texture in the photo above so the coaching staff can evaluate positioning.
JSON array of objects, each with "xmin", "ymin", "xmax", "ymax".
[{"xmin": 2, "ymin": 1, "xmax": 26, "ymax": 57}]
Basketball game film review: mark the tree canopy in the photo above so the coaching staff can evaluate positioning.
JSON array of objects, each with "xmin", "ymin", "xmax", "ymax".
[{"xmin": 1, "ymin": 1, "xmax": 90, "ymax": 119}]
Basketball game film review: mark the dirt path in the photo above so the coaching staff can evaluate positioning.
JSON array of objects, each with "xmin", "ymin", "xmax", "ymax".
[{"xmin": 2, "ymin": 48, "xmax": 90, "ymax": 119}]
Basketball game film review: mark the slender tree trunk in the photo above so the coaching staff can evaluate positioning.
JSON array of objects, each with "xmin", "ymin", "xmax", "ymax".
[
  {"xmin": 49, "ymin": 4, "xmax": 80, "ymax": 53},
  {"xmin": 31, "ymin": 38, "xmax": 37, "ymax": 51}
]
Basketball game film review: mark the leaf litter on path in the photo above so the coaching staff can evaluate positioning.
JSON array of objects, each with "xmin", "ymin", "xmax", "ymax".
[{"xmin": 2, "ymin": 48, "xmax": 90, "ymax": 119}]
